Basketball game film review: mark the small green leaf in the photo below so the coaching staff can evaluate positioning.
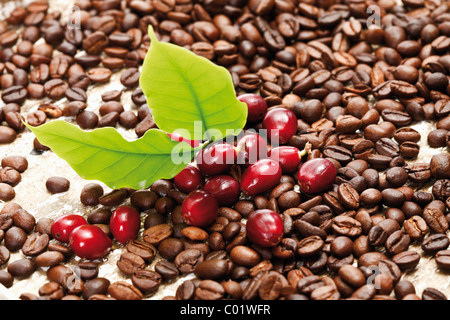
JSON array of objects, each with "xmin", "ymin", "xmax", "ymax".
[
  {"xmin": 140, "ymin": 26, "xmax": 247, "ymax": 142},
  {"xmin": 26, "ymin": 120, "xmax": 195, "ymax": 190}
]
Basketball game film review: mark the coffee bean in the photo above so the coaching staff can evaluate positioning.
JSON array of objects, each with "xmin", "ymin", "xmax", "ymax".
[
  {"xmin": 175, "ymin": 248, "xmax": 204, "ymax": 274},
  {"xmin": 12, "ymin": 208, "xmax": 35, "ymax": 233},
  {"xmin": 423, "ymin": 201, "xmax": 448, "ymax": 233},
  {"xmin": 143, "ymin": 224, "xmax": 173, "ymax": 246},
  {"xmin": 22, "ymin": 232, "xmax": 49, "ymax": 256},
  {"xmin": 83, "ymin": 31, "xmax": 109, "ymax": 55},
  {"xmin": 126, "ymin": 240, "xmax": 157, "ymax": 262},
  {"xmin": 7, "ymin": 258, "xmax": 35, "ymax": 279},
  {"xmin": 385, "ymin": 230, "xmax": 410, "ymax": 256},
  {"xmin": 120, "ymin": 68, "xmax": 140, "ymax": 88},
  {"xmin": 0, "ymin": 246, "xmax": 10, "ymax": 266},
  {"xmin": 131, "ymin": 270, "xmax": 162, "ymax": 294},
  {"xmin": 404, "ymin": 216, "xmax": 429, "ymax": 240},
  {"xmin": 194, "ymin": 259, "xmax": 229, "ymax": 280},
  {"xmin": 80, "ymin": 183, "xmax": 104, "ymax": 206},
  {"xmin": 422, "ymin": 287, "xmax": 447, "ymax": 300},
  {"xmin": 46, "ymin": 176, "xmax": 70, "ymax": 194},
  {"xmin": 107, "ymin": 281, "xmax": 143, "ymax": 300},
  {"xmin": 87, "ymin": 67, "xmax": 112, "ymax": 83},
  {"xmin": 337, "ymin": 183, "xmax": 360, "ymax": 210},
  {"xmin": 422, "ymin": 234, "xmax": 450, "ymax": 254},
  {"xmin": 98, "ymin": 188, "xmax": 127, "ymax": 206},
  {"xmin": 35, "ymin": 251, "xmax": 65, "ymax": 268},
  {"xmin": 2, "ymin": 85, "xmax": 27, "ymax": 105},
  {"xmin": 82, "ymin": 277, "xmax": 110, "ymax": 300},
  {"xmin": 117, "ymin": 252, "xmax": 145, "ymax": 276},
  {"xmin": 75, "ymin": 262, "xmax": 98, "ymax": 281},
  {"xmin": 332, "ymin": 216, "xmax": 362, "ymax": 238}
]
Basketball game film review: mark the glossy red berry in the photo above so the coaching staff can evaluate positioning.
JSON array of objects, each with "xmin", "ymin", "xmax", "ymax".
[
  {"xmin": 109, "ymin": 205, "xmax": 141, "ymax": 244},
  {"xmin": 203, "ymin": 175, "xmax": 240, "ymax": 206},
  {"xmin": 236, "ymin": 133, "xmax": 268, "ymax": 166},
  {"xmin": 238, "ymin": 93, "xmax": 268, "ymax": 123},
  {"xmin": 246, "ymin": 209, "xmax": 284, "ymax": 247},
  {"xmin": 240, "ymin": 159, "xmax": 282, "ymax": 196},
  {"xmin": 298, "ymin": 158, "xmax": 337, "ymax": 194},
  {"xmin": 181, "ymin": 190, "xmax": 219, "ymax": 227},
  {"xmin": 262, "ymin": 108, "xmax": 297, "ymax": 145},
  {"xmin": 268, "ymin": 146, "xmax": 302, "ymax": 174},
  {"xmin": 69, "ymin": 225, "xmax": 112, "ymax": 260},
  {"xmin": 174, "ymin": 165, "xmax": 203, "ymax": 193},
  {"xmin": 51, "ymin": 214, "xmax": 88, "ymax": 243},
  {"xmin": 196, "ymin": 143, "xmax": 237, "ymax": 176}
]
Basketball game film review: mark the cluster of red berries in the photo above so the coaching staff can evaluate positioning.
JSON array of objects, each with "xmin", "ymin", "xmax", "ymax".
[{"xmin": 50, "ymin": 93, "xmax": 338, "ymax": 259}]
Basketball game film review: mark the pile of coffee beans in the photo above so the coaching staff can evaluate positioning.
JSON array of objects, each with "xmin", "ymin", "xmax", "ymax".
[
  {"xmin": 0, "ymin": 155, "xmax": 28, "ymax": 201},
  {"xmin": 0, "ymin": 0, "xmax": 449, "ymax": 301}
]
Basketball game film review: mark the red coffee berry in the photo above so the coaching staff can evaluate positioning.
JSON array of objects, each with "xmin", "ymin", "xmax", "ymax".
[
  {"xmin": 240, "ymin": 159, "xmax": 282, "ymax": 196},
  {"xmin": 246, "ymin": 209, "xmax": 284, "ymax": 247},
  {"xmin": 181, "ymin": 190, "xmax": 219, "ymax": 227},
  {"xmin": 298, "ymin": 158, "xmax": 337, "ymax": 194}
]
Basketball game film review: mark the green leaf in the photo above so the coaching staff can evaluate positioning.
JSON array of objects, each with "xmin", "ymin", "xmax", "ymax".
[
  {"xmin": 139, "ymin": 26, "xmax": 247, "ymax": 142},
  {"xmin": 26, "ymin": 120, "xmax": 195, "ymax": 190}
]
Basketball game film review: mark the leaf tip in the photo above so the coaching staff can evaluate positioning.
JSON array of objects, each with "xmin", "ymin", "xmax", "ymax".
[{"xmin": 148, "ymin": 25, "xmax": 158, "ymax": 44}]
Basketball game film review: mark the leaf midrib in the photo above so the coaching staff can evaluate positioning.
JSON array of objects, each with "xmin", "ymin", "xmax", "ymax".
[
  {"xmin": 39, "ymin": 127, "xmax": 177, "ymax": 156},
  {"xmin": 158, "ymin": 43, "xmax": 210, "ymax": 140}
]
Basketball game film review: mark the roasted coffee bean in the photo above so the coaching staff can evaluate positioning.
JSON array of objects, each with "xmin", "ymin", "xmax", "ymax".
[
  {"xmin": 46, "ymin": 176, "xmax": 70, "ymax": 194},
  {"xmin": 430, "ymin": 154, "xmax": 450, "ymax": 179},
  {"xmin": 76, "ymin": 110, "xmax": 98, "ymax": 129},
  {"xmin": 80, "ymin": 183, "xmax": 104, "ymax": 206},
  {"xmin": 385, "ymin": 230, "xmax": 410, "ymax": 256},
  {"xmin": 82, "ymin": 278, "xmax": 110, "ymax": 300},
  {"xmin": 117, "ymin": 252, "xmax": 145, "ymax": 276},
  {"xmin": 0, "ymin": 246, "xmax": 10, "ymax": 266},
  {"xmin": 1, "ymin": 155, "xmax": 27, "ymax": 173},
  {"xmin": 332, "ymin": 216, "xmax": 362, "ymax": 238},
  {"xmin": 404, "ymin": 216, "xmax": 429, "ymax": 240},
  {"xmin": 385, "ymin": 167, "xmax": 408, "ymax": 188},
  {"xmin": 423, "ymin": 201, "xmax": 448, "ymax": 233},
  {"xmin": 422, "ymin": 234, "xmax": 450, "ymax": 254},
  {"xmin": 87, "ymin": 67, "xmax": 112, "ymax": 84},
  {"xmin": 7, "ymin": 258, "xmax": 35, "ymax": 278},
  {"xmin": 108, "ymin": 281, "xmax": 143, "ymax": 300},
  {"xmin": 155, "ymin": 260, "xmax": 179, "ymax": 280},
  {"xmin": 44, "ymin": 79, "xmax": 68, "ymax": 100},
  {"xmin": 22, "ymin": 232, "xmax": 49, "ymax": 256},
  {"xmin": 175, "ymin": 249, "xmax": 204, "ymax": 274},
  {"xmin": 382, "ymin": 188, "xmax": 405, "ymax": 208},
  {"xmin": 120, "ymin": 68, "xmax": 140, "ymax": 88},
  {"xmin": 5, "ymin": 226, "xmax": 27, "ymax": 251},
  {"xmin": 65, "ymin": 87, "xmax": 87, "ymax": 102},
  {"xmin": 194, "ymin": 259, "xmax": 229, "ymax": 280},
  {"xmin": 126, "ymin": 240, "xmax": 157, "ymax": 262},
  {"xmin": 0, "ymin": 183, "xmax": 15, "ymax": 201},
  {"xmin": 2, "ymin": 85, "xmax": 27, "ymax": 105},
  {"xmin": 337, "ymin": 183, "xmax": 360, "ymax": 210},
  {"xmin": 98, "ymin": 188, "xmax": 127, "ymax": 206},
  {"xmin": 143, "ymin": 224, "xmax": 173, "ymax": 246},
  {"xmin": 132, "ymin": 270, "xmax": 162, "ymax": 294},
  {"xmin": 297, "ymin": 236, "xmax": 324, "ymax": 257},
  {"xmin": 35, "ymin": 251, "xmax": 65, "ymax": 268},
  {"xmin": 0, "ymin": 167, "xmax": 21, "ymax": 187},
  {"xmin": 83, "ymin": 31, "xmax": 109, "ymax": 55},
  {"xmin": 422, "ymin": 287, "xmax": 447, "ymax": 300},
  {"xmin": 405, "ymin": 163, "xmax": 432, "ymax": 183}
]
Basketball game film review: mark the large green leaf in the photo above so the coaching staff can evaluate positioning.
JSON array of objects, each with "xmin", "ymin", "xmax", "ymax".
[
  {"xmin": 26, "ymin": 121, "xmax": 195, "ymax": 190},
  {"xmin": 140, "ymin": 26, "xmax": 247, "ymax": 141}
]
